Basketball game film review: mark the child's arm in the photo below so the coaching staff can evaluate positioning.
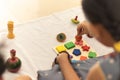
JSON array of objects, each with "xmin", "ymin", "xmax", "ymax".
[
  {"xmin": 77, "ymin": 21, "xmax": 89, "ymax": 36},
  {"xmin": 86, "ymin": 62, "xmax": 106, "ymax": 80},
  {"xmin": 56, "ymin": 53, "xmax": 106, "ymax": 80},
  {"xmin": 57, "ymin": 53, "xmax": 81, "ymax": 80}
]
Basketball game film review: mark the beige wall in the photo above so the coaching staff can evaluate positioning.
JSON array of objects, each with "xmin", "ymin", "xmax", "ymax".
[{"xmin": 6, "ymin": 0, "xmax": 81, "ymax": 23}]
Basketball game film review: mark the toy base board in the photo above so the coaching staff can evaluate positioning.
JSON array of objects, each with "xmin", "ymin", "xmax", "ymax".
[{"xmin": 53, "ymin": 39, "xmax": 99, "ymax": 61}]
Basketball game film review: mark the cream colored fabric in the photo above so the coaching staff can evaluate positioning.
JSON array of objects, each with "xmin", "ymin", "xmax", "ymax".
[{"xmin": 0, "ymin": 7, "xmax": 113, "ymax": 80}]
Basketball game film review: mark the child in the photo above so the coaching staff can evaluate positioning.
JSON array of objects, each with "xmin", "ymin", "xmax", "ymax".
[
  {"xmin": 0, "ymin": 54, "xmax": 6, "ymax": 80},
  {"xmin": 38, "ymin": 0, "xmax": 120, "ymax": 80}
]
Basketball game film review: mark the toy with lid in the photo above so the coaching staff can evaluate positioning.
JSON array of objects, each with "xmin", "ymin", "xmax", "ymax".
[{"xmin": 6, "ymin": 49, "xmax": 21, "ymax": 73}]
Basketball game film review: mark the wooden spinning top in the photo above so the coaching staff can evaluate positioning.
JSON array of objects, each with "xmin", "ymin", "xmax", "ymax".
[
  {"xmin": 71, "ymin": 16, "xmax": 80, "ymax": 24},
  {"xmin": 6, "ymin": 49, "xmax": 21, "ymax": 73}
]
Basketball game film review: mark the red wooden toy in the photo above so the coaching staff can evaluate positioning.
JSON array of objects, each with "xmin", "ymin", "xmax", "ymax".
[
  {"xmin": 82, "ymin": 45, "xmax": 90, "ymax": 51},
  {"xmin": 6, "ymin": 49, "xmax": 21, "ymax": 73},
  {"xmin": 75, "ymin": 35, "xmax": 82, "ymax": 42}
]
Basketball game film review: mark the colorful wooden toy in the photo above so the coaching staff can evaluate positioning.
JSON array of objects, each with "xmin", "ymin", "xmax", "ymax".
[
  {"xmin": 64, "ymin": 41, "xmax": 75, "ymax": 49},
  {"xmin": 56, "ymin": 33, "xmax": 66, "ymax": 42},
  {"xmin": 71, "ymin": 16, "xmax": 80, "ymax": 24},
  {"xmin": 75, "ymin": 40, "xmax": 83, "ymax": 46},
  {"xmin": 73, "ymin": 49, "xmax": 81, "ymax": 56},
  {"xmin": 88, "ymin": 51, "xmax": 97, "ymax": 58},
  {"xmin": 69, "ymin": 55, "xmax": 73, "ymax": 59},
  {"xmin": 6, "ymin": 49, "xmax": 21, "ymax": 73},
  {"xmin": 75, "ymin": 35, "xmax": 82, "ymax": 42},
  {"xmin": 82, "ymin": 45, "xmax": 90, "ymax": 51},
  {"xmin": 53, "ymin": 39, "xmax": 98, "ymax": 61},
  {"xmin": 7, "ymin": 21, "xmax": 15, "ymax": 39},
  {"xmin": 75, "ymin": 35, "xmax": 83, "ymax": 46},
  {"xmin": 56, "ymin": 45, "xmax": 66, "ymax": 53},
  {"xmin": 80, "ymin": 56, "xmax": 87, "ymax": 60}
]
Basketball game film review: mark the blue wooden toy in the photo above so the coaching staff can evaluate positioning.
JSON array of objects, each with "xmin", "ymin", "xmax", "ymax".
[{"xmin": 73, "ymin": 49, "xmax": 81, "ymax": 56}]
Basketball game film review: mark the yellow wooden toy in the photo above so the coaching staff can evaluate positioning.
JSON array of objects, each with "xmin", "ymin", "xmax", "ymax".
[
  {"xmin": 7, "ymin": 21, "xmax": 15, "ymax": 39},
  {"xmin": 56, "ymin": 45, "xmax": 67, "ymax": 53},
  {"xmin": 71, "ymin": 16, "xmax": 80, "ymax": 24}
]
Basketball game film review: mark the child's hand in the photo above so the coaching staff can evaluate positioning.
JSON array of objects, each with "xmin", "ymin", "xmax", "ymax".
[
  {"xmin": 77, "ymin": 21, "xmax": 94, "ymax": 38},
  {"xmin": 77, "ymin": 21, "xmax": 89, "ymax": 36},
  {"xmin": 15, "ymin": 75, "xmax": 32, "ymax": 80},
  {"xmin": 52, "ymin": 52, "xmax": 70, "ymax": 67},
  {"xmin": 52, "ymin": 52, "xmax": 69, "ymax": 67},
  {"xmin": 57, "ymin": 52, "xmax": 69, "ymax": 64}
]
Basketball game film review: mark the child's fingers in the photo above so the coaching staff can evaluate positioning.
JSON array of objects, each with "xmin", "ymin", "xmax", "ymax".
[
  {"xmin": 54, "ymin": 51, "xmax": 71, "ymax": 65},
  {"xmin": 77, "ymin": 24, "xmax": 85, "ymax": 36}
]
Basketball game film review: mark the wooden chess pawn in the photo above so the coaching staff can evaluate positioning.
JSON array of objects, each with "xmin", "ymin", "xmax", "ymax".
[
  {"xmin": 6, "ymin": 49, "xmax": 21, "ymax": 73},
  {"xmin": 7, "ymin": 21, "xmax": 15, "ymax": 39}
]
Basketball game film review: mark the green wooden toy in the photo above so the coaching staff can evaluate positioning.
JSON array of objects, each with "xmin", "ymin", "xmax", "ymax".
[{"xmin": 6, "ymin": 49, "xmax": 21, "ymax": 73}]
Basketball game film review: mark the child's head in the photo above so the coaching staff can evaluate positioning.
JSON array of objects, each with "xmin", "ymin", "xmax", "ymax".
[{"xmin": 82, "ymin": 0, "xmax": 120, "ymax": 47}]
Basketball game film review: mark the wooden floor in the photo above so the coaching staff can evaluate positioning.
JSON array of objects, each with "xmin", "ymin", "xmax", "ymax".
[{"xmin": 0, "ymin": 0, "xmax": 81, "ymax": 26}]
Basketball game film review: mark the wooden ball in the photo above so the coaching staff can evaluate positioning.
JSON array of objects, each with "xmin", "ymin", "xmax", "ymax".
[{"xmin": 6, "ymin": 57, "xmax": 21, "ymax": 73}]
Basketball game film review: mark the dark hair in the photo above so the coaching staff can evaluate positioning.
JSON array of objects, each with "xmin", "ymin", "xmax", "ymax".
[
  {"xmin": 82, "ymin": 0, "xmax": 120, "ymax": 41},
  {"xmin": 0, "ymin": 54, "xmax": 6, "ymax": 76}
]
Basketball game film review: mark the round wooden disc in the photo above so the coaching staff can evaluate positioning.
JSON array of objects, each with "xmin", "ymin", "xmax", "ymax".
[{"xmin": 56, "ymin": 33, "xmax": 66, "ymax": 42}]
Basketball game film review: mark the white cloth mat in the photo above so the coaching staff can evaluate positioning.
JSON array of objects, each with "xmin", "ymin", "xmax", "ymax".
[{"xmin": 0, "ymin": 6, "xmax": 113, "ymax": 80}]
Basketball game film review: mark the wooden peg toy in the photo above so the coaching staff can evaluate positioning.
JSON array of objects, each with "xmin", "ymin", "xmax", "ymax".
[{"xmin": 7, "ymin": 21, "xmax": 15, "ymax": 39}]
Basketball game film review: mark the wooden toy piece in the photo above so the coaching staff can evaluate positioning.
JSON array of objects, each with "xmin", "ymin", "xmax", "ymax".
[
  {"xmin": 56, "ymin": 33, "xmax": 66, "ymax": 42},
  {"xmin": 6, "ymin": 49, "xmax": 21, "ymax": 73},
  {"xmin": 80, "ymin": 56, "xmax": 87, "ymax": 60},
  {"xmin": 69, "ymin": 55, "xmax": 73, "ymax": 59},
  {"xmin": 64, "ymin": 41, "xmax": 75, "ymax": 49},
  {"xmin": 75, "ymin": 35, "xmax": 82, "ymax": 42},
  {"xmin": 82, "ymin": 45, "xmax": 90, "ymax": 51},
  {"xmin": 56, "ymin": 45, "xmax": 66, "ymax": 53},
  {"xmin": 75, "ymin": 35, "xmax": 83, "ymax": 46},
  {"xmin": 75, "ymin": 40, "xmax": 83, "ymax": 46},
  {"xmin": 88, "ymin": 51, "xmax": 97, "ymax": 58},
  {"xmin": 73, "ymin": 49, "xmax": 81, "ymax": 56},
  {"xmin": 71, "ymin": 16, "xmax": 80, "ymax": 24},
  {"xmin": 7, "ymin": 21, "xmax": 15, "ymax": 39}
]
